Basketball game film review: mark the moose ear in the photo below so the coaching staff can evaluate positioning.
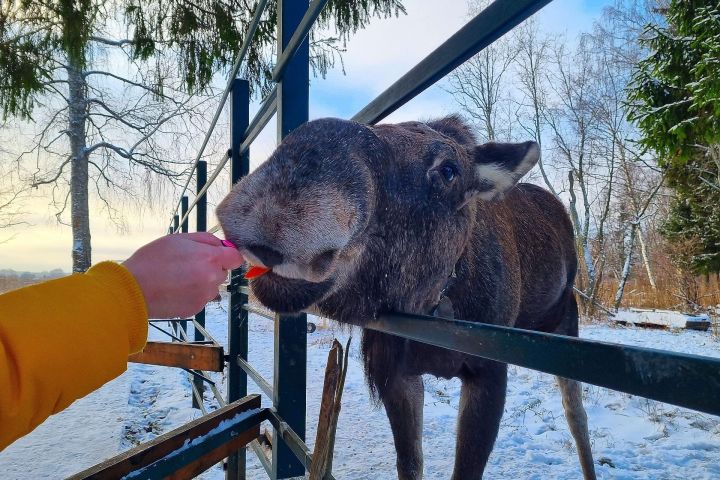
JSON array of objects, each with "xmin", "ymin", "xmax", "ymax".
[{"xmin": 471, "ymin": 141, "xmax": 539, "ymax": 201}]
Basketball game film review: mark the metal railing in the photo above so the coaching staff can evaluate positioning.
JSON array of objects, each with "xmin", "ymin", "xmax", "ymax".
[{"xmin": 153, "ymin": 0, "xmax": 720, "ymax": 479}]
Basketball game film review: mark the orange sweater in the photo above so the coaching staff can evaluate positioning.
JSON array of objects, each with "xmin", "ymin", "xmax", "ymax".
[{"xmin": 0, "ymin": 262, "xmax": 148, "ymax": 451}]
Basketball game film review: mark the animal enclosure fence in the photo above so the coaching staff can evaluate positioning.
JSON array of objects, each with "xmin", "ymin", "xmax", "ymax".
[{"xmin": 75, "ymin": 0, "xmax": 720, "ymax": 478}]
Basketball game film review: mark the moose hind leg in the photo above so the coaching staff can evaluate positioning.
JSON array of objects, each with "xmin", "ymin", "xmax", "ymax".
[
  {"xmin": 452, "ymin": 361, "xmax": 507, "ymax": 480},
  {"xmin": 557, "ymin": 377, "xmax": 596, "ymax": 480},
  {"xmin": 380, "ymin": 375, "xmax": 424, "ymax": 480},
  {"xmin": 554, "ymin": 290, "xmax": 596, "ymax": 480}
]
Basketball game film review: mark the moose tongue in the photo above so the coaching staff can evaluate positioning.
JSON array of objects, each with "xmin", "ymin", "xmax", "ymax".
[{"xmin": 245, "ymin": 265, "xmax": 271, "ymax": 279}]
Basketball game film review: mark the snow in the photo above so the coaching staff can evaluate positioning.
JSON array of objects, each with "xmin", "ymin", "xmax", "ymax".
[{"xmin": 1, "ymin": 300, "xmax": 719, "ymax": 479}]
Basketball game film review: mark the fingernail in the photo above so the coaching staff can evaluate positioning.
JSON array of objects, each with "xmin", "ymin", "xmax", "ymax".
[{"xmin": 221, "ymin": 239, "xmax": 237, "ymax": 248}]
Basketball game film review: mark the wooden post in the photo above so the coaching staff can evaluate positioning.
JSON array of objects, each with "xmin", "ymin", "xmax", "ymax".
[{"xmin": 309, "ymin": 338, "xmax": 351, "ymax": 480}]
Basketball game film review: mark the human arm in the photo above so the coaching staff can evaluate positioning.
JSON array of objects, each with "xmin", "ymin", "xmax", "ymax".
[{"xmin": 0, "ymin": 233, "xmax": 243, "ymax": 451}]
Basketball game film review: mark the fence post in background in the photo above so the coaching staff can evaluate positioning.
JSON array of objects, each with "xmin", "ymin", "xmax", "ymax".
[
  {"xmin": 171, "ymin": 213, "xmax": 180, "ymax": 338},
  {"xmin": 179, "ymin": 196, "xmax": 189, "ymax": 340},
  {"xmin": 273, "ymin": 1, "xmax": 309, "ymax": 478},
  {"xmin": 226, "ymin": 78, "xmax": 250, "ymax": 480},
  {"xmin": 192, "ymin": 161, "xmax": 208, "ymax": 410}
]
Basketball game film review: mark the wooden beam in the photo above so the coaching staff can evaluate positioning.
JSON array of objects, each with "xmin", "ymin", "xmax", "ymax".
[
  {"xmin": 128, "ymin": 341, "xmax": 224, "ymax": 372},
  {"xmin": 69, "ymin": 395, "xmax": 262, "ymax": 479}
]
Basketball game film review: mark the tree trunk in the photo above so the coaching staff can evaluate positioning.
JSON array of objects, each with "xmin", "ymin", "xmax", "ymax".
[
  {"xmin": 67, "ymin": 60, "xmax": 91, "ymax": 272},
  {"xmin": 614, "ymin": 222, "xmax": 638, "ymax": 311},
  {"xmin": 636, "ymin": 227, "xmax": 657, "ymax": 289}
]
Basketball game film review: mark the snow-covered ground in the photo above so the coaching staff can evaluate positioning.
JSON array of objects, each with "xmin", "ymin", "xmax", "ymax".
[{"xmin": 1, "ymin": 299, "xmax": 719, "ymax": 479}]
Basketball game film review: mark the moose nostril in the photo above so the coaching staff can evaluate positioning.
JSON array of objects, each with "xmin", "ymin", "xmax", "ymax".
[
  {"xmin": 311, "ymin": 249, "xmax": 339, "ymax": 274},
  {"xmin": 247, "ymin": 245, "xmax": 284, "ymax": 268}
]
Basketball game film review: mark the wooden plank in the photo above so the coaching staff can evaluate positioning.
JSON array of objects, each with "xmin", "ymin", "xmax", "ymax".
[
  {"xmin": 128, "ymin": 341, "xmax": 224, "ymax": 372},
  {"xmin": 69, "ymin": 395, "xmax": 261, "ymax": 479}
]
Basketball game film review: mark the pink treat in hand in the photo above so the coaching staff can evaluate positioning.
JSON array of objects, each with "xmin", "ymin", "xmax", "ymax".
[{"xmin": 221, "ymin": 239, "xmax": 237, "ymax": 248}]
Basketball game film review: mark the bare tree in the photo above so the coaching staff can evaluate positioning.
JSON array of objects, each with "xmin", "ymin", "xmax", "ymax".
[
  {"xmin": 446, "ymin": 0, "xmax": 518, "ymax": 142},
  {"xmin": 2, "ymin": 5, "xmax": 216, "ymax": 271},
  {"xmin": 543, "ymin": 36, "xmax": 618, "ymax": 314},
  {"xmin": 513, "ymin": 19, "xmax": 557, "ymax": 194}
]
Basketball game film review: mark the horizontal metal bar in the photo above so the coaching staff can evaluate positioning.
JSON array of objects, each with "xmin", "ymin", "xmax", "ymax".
[
  {"xmin": 266, "ymin": 409, "xmax": 336, "ymax": 480},
  {"xmin": 122, "ymin": 407, "xmax": 267, "ymax": 479},
  {"xmin": 237, "ymin": 356, "xmax": 274, "ymax": 397},
  {"xmin": 173, "ymin": 87, "xmax": 278, "ymax": 232},
  {"xmin": 242, "ymin": 303, "xmax": 275, "ymax": 319},
  {"xmin": 366, "ymin": 313, "xmax": 720, "ymax": 416},
  {"xmin": 271, "ymin": 0, "xmax": 330, "ymax": 82},
  {"xmin": 71, "ymin": 395, "xmax": 262, "ymax": 479},
  {"xmin": 167, "ymin": 0, "xmax": 271, "ymax": 229},
  {"xmin": 352, "ymin": 0, "xmax": 552, "ymax": 124}
]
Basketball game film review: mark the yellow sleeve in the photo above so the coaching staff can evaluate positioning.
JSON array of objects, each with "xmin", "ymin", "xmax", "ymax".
[{"xmin": 0, "ymin": 261, "xmax": 148, "ymax": 451}]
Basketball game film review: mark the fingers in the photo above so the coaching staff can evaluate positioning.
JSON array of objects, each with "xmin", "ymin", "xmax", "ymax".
[
  {"xmin": 182, "ymin": 231, "xmax": 224, "ymax": 246},
  {"xmin": 218, "ymin": 247, "xmax": 245, "ymax": 271}
]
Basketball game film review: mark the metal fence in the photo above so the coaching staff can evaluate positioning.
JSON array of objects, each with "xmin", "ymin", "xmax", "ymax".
[{"xmin": 155, "ymin": 0, "xmax": 720, "ymax": 479}]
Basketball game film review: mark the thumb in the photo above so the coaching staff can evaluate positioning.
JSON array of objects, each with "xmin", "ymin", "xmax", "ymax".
[{"xmin": 218, "ymin": 247, "xmax": 245, "ymax": 271}]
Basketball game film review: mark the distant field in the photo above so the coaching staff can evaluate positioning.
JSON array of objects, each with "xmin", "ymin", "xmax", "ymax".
[{"xmin": 0, "ymin": 270, "xmax": 66, "ymax": 294}]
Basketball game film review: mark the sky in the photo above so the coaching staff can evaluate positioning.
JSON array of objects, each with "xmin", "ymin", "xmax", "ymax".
[{"xmin": 0, "ymin": 0, "xmax": 606, "ymax": 272}]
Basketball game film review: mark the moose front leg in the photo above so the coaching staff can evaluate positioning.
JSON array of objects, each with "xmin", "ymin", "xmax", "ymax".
[
  {"xmin": 452, "ymin": 361, "xmax": 507, "ymax": 480},
  {"xmin": 380, "ymin": 374, "xmax": 425, "ymax": 480}
]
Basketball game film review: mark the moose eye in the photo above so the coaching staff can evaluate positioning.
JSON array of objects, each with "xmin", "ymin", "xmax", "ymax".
[{"xmin": 440, "ymin": 164, "xmax": 457, "ymax": 183}]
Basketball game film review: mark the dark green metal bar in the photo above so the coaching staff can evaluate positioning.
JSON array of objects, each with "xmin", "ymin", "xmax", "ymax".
[
  {"xmin": 226, "ymin": 78, "xmax": 251, "ymax": 480},
  {"xmin": 271, "ymin": 0, "xmax": 330, "ymax": 82},
  {"xmin": 193, "ymin": 161, "xmax": 208, "ymax": 410},
  {"xmin": 179, "ymin": 196, "xmax": 190, "ymax": 340},
  {"xmin": 266, "ymin": 409, "xmax": 337, "ymax": 480},
  {"xmin": 274, "ymin": 1, "xmax": 309, "ymax": 477},
  {"xmin": 120, "ymin": 408, "xmax": 267, "ymax": 480},
  {"xmin": 352, "ymin": 0, "xmax": 552, "ymax": 125},
  {"xmin": 367, "ymin": 313, "xmax": 720, "ymax": 416}
]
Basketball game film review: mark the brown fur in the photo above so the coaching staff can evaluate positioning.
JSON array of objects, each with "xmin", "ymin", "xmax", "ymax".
[{"xmin": 217, "ymin": 115, "xmax": 596, "ymax": 479}]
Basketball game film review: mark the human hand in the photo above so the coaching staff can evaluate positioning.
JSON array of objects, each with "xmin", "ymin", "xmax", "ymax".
[{"xmin": 123, "ymin": 232, "xmax": 244, "ymax": 318}]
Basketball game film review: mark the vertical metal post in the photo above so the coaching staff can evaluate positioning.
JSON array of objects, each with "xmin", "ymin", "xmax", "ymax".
[
  {"xmin": 171, "ymin": 213, "xmax": 180, "ymax": 338},
  {"xmin": 179, "ymin": 196, "xmax": 189, "ymax": 340},
  {"xmin": 192, "ymin": 162, "xmax": 208, "ymax": 409},
  {"xmin": 180, "ymin": 196, "xmax": 189, "ymax": 233},
  {"xmin": 226, "ymin": 78, "xmax": 250, "ymax": 480},
  {"xmin": 273, "ymin": 1, "xmax": 309, "ymax": 478}
]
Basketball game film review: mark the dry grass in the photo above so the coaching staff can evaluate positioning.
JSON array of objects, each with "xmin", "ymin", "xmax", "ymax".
[{"xmin": 596, "ymin": 275, "xmax": 720, "ymax": 311}]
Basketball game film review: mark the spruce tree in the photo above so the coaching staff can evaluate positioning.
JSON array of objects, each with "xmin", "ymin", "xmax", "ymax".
[{"xmin": 627, "ymin": 0, "xmax": 720, "ymax": 273}]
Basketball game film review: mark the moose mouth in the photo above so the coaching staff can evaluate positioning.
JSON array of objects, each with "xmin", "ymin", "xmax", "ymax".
[{"xmin": 249, "ymin": 270, "xmax": 334, "ymax": 314}]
